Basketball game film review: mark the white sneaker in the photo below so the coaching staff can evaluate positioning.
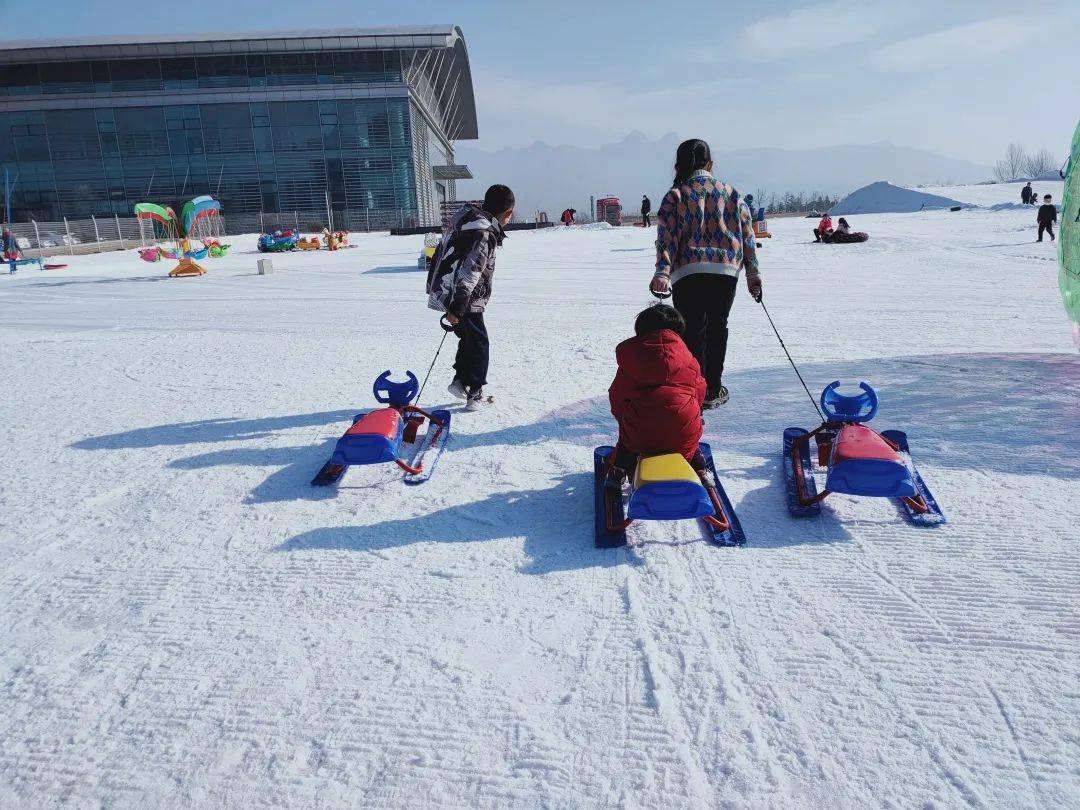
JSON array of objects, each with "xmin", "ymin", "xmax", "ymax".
[
  {"xmin": 447, "ymin": 378, "xmax": 468, "ymax": 401},
  {"xmin": 465, "ymin": 388, "xmax": 489, "ymax": 412}
]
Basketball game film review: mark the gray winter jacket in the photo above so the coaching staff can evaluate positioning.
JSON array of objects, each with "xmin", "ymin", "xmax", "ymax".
[{"xmin": 426, "ymin": 204, "xmax": 506, "ymax": 316}]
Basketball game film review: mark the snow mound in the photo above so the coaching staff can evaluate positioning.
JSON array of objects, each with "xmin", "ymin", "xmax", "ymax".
[
  {"xmin": 578, "ymin": 221, "xmax": 613, "ymax": 231},
  {"xmin": 830, "ymin": 181, "xmax": 965, "ymax": 215}
]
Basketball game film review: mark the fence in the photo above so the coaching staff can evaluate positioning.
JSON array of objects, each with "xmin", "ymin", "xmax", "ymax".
[{"xmin": 5, "ymin": 208, "xmax": 427, "ymax": 257}]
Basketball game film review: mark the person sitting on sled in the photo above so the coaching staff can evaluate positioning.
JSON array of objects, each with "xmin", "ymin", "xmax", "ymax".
[
  {"xmin": 813, "ymin": 213, "xmax": 833, "ymax": 242},
  {"xmin": 605, "ymin": 304, "xmax": 708, "ymax": 490},
  {"xmin": 835, "ymin": 217, "xmax": 851, "ymax": 236}
]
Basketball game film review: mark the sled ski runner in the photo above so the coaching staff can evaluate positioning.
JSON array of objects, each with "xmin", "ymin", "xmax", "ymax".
[
  {"xmin": 593, "ymin": 443, "xmax": 746, "ymax": 548},
  {"xmin": 782, "ymin": 381, "xmax": 945, "ymax": 525},
  {"xmin": 311, "ymin": 371, "xmax": 452, "ymax": 488}
]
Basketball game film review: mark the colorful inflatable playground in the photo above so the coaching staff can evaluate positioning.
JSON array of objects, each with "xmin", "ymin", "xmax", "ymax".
[
  {"xmin": 258, "ymin": 227, "xmax": 350, "ymax": 253},
  {"xmin": 1060, "ymin": 118, "xmax": 1080, "ymax": 349},
  {"xmin": 134, "ymin": 196, "xmax": 229, "ymax": 277}
]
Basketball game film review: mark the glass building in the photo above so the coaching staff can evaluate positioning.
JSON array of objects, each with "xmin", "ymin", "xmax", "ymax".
[{"xmin": 0, "ymin": 26, "xmax": 477, "ymax": 227}]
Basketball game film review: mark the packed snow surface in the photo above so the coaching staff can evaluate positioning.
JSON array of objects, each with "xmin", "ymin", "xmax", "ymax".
[
  {"xmin": 830, "ymin": 180, "xmax": 966, "ymax": 214},
  {"xmin": 1, "ymin": 183, "xmax": 1078, "ymax": 807}
]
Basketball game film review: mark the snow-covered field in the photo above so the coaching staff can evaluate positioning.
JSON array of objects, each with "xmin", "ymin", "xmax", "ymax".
[{"xmin": 1, "ymin": 184, "xmax": 1077, "ymax": 808}]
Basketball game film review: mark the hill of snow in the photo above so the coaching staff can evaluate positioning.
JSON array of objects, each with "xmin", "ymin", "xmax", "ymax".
[
  {"xmin": 829, "ymin": 181, "xmax": 966, "ymax": 214},
  {"xmin": 0, "ymin": 199, "xmax": 1076, "ymax": 806}
]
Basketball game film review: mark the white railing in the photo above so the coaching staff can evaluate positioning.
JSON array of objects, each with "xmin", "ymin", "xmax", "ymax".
[{"xmin": 4, "ymin": 209, "xmax": 428, "ymax": 256}]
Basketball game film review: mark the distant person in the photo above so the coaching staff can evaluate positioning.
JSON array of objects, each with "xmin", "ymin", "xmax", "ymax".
[
  {"xmin": 427, "ymin": 183, "xmax": 515, "ymax": 411},
  {"xmin": 813, "ymin": 213, "xmax": 834, "ymax": 242},
  {"xmin": 604, "ymin": 304, "xmax": 707, "ymax": 491},
  {"xmin": 1037, "ymin": 194, "xmax": 1057, "ymax": 242},
  {"xmin": 651, "ymin": 138, "xmax": 761, "ymax": 408},
  {"xmin": 827, "ymin": 217, "xmax": 869, "ymax": 243},
  {"xmin": 1021, "ymin": 182, "xmax": 1033, "ymax": 205},
  {"xmin": 640, "ymin": 195, "xmax": 651, "ymax": 227},
  {"xmin": 560, "ymin": 208, "xmax": 575, "ymax": 227},
  {"xmin": 2, "ymin": 227, "xmax": 18, "ymax": 260}
]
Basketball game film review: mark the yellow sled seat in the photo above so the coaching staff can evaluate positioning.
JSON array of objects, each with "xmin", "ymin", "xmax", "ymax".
[{"xmin": 628, "ymin": 453, "xmax": 713, "ymax": 520}]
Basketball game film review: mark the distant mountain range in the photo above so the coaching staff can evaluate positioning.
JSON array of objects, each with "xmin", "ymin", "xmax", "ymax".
[{"xmin": 454, "ymin": 132, "xmax": 992, "ymax": 217}]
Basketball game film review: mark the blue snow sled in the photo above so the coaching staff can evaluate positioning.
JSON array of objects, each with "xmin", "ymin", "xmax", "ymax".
[
  {"xmin": 783, "ymin": 381, "xmax": 944, "ymax": 525},
  {"xmin": 594, "ymin": 444, "xmax": 745, "ymax": 548},
  {"xmin": 312, "ymin": 371, "xmax": 451, "ymax": 487}
]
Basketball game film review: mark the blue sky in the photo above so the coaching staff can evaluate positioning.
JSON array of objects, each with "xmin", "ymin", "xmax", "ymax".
[{"xmin": 6, "ymin": 0, "xmax": 1078, "ymax": 163}]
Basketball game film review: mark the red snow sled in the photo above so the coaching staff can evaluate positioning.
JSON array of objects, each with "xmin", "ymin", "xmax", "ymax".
[
  {"xmin": 312, "ymin": 371, "xmax": 451, "ymax": 487},
  {"xmin": 783, "ymin": 381, "xmax": 944, "ymax": 525}
]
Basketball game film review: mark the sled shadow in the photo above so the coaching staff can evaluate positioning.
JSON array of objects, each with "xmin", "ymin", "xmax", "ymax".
[
  {"xmin": 72, "ymin": 409, "xmax": 355, "ymax": 451},
  {"xmin": 20, "ymin": 275, "xmax": 169, "ymax": 288},
  {"xmin": 278, "ymin": 471, "xmax": 639, "ymax": 575},
  {"xmin": 714, "ymin": 352, "xmax": 1080, "ymax": 481}
]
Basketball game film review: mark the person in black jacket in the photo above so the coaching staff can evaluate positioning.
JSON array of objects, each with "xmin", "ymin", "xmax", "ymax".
[
  {"xmin": 641, "ymin": 195, "xmax": 651, "ymax": 227},
  {"xmin": 1021, "ymin": 182, "xmax": 1033, "ymax": 205},
  {"xmin": 1036, "ymin": 194, "xmax": 1057, "ymax": 242},
  {"xmin": 427, "ymin": 184, "xmax": 515, "ymax": 410}
]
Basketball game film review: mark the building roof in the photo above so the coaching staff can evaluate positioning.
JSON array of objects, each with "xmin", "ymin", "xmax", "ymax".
[{"xmin": 0, "ymin": 25, "xmax": 478, "ymax": 139}]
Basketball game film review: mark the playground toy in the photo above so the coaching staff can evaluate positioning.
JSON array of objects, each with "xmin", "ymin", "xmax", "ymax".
[
  {"xmin": 298, "ymin": 236, "xmax": 321, "ymax": 250},
  {"xmin": 134, "ymin": 202, "xmax": 204, "ymax": 277},
  {"xmin": 203, "ymin": 239, "xmax": 230, "ymax": 258},
  {"xmin": 418, "ymin": 232, "xmax": 441, "ymax": 270},
  {"xmin": 180, "ymin": 196, "xmax": 221, "ymax": 240},
  {"xmin": 258, "ymin": 229, "xmax": 299, "ymax": 252},
  {"xmin": 312, "ymin": 371, "xmax": 452, "ymax": 487},
  {"xmin": 593, "ymin": 443, "xmax": 745, "ymax": 548},
  {"xmin": 783, "ymin": 381, "xmax": 944, "ymax": 526}
]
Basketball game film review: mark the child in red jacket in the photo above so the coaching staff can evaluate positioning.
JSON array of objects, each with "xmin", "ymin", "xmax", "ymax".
[{"xmin": 606, "ymin": 305, "xmax": 707, "ymax": 489}]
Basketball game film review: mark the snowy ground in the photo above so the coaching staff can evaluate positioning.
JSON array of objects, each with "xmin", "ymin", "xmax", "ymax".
[{"xmin": 1, "ymin": 184, "xmax": 1077, "ymax": 808}]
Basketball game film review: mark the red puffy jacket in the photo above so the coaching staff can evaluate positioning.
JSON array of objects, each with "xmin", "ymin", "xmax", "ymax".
[{"xmin": 608, "ymin": 329, "xmax": 706, "ymax": 461}]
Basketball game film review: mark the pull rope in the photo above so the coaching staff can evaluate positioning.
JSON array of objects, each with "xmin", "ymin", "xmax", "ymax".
[
  {"xmin": 759, "ymin": 299, "xmax": 825, "ymax": 422},
  {"xmin": 414, "ymin": 330, "xmax": 449, "ymax": 408}
]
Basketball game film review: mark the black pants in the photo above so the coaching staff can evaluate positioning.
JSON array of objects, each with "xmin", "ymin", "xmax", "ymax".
[
  {"xmin": 453, "ymin": 312, "xmax": 489, "ymax": 389},
  {"xmin": 672, "ymin": 273, "xmax": 739, "ymax": 398},
  {"xmin": 642, "ymin": 213, "xmax": 651, "ymax": 227},
  {"xmin": 1038, "ymin": 223, "xmax": 1055, "ymax": 241}
]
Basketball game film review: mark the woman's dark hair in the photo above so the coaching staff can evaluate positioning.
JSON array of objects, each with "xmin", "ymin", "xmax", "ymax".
[
  {"xmin": 673, "ymin": 139, "xmax": 712, "ymax": 186},
  {"xmin": 635, "ymin": 304, "xmax": 686, "ymax": 337},
  {"xmin": 838, "ymin": 217, "xmax": 849, "ymax": 227}
]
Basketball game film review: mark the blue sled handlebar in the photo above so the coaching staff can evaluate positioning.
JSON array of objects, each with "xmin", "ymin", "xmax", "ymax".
[
  {"xmin": 820, "ymin": 380, "xmax": 879, "ymax": 423},
  {"xmin": 373, "ymin": 370, "xmax": 419, "ymax": 406}
]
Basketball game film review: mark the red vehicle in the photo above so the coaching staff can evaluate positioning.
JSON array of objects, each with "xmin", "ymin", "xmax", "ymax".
[{"xmin": 596, "ymin": 196, "xmax": 622, "ymax": 226}]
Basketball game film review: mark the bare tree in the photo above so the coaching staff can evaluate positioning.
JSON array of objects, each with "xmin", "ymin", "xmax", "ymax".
[
  {"xmin": 1023, "ymin": 148, "xmax": 1057, "ymax": 179},
  {"xmin": 994, "ymin": 142, "xmax": 1029, "ymax": 182}
]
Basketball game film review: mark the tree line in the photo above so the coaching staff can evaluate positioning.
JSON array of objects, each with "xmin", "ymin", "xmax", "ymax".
[
  {"xmin": 994, "ymin": 143, "xmax": 1059, "ymax": 182},
  {"xmin": 750, "ymin": 190, "xmax": 840, "ymax": 215}
]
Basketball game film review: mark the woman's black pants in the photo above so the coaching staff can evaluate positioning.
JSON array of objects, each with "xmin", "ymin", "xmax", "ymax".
[{"xmin": 672, "ymin": 273, "xmax": 739, "ymax": 398}]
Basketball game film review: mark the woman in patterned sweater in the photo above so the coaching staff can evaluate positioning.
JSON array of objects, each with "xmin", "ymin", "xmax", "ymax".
[{"xmin": 650, "ymin": 139, "xmax": 762, "ymax": 407}]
